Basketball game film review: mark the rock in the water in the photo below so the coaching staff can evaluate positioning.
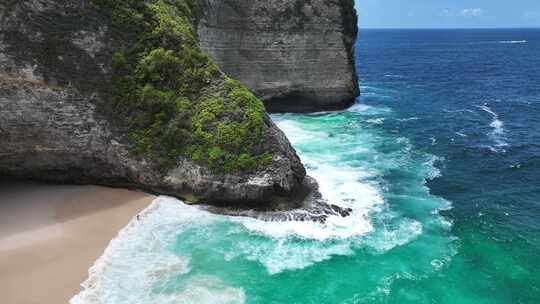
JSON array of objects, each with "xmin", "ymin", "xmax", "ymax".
[
  {"xmin": 198, "ymin": 0, "xmax": 359, "ymax": 113},
  {"xmin": 205, "ymin": 176, "xmax": 353, "ymax": 223}
]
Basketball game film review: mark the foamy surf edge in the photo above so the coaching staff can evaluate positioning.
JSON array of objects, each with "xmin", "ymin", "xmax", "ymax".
[
  {"xmin": 71, "ymin": 199, "xmax": 147, "ymax": 303},
  {"xmin": 70, "ymin": 197, "xmax": 246, "ymax": 304},
  {"xmin": 70, "ymin": 200, "xmax": 160, "ymax": 304}
]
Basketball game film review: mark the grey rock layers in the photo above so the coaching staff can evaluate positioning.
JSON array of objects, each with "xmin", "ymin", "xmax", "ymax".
[
  {"xmin": 198, "ymin": 0, "xmax": 359, "ymax": 113},
  {"xmin": 0, "ymin": 0, "xmax": 359, "ymax": 210},
  {"xmin": 0, "ymin": 76, "xmax": 309, "ymax": 208}
]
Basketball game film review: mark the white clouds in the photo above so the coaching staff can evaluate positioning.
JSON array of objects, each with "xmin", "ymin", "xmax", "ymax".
[
  {"xmin": 440, "ymin": 8, "xmax": 485, "ymax": 18},
  {"xmin": 460, "ymin": 8, "xmax": 484, "ymax": 17},
  {"xmin": 439, "ymin": 9, "xmax": 454, "ymax": 17}
]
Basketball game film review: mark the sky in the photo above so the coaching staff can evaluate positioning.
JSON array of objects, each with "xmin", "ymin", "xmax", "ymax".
[{"xmin": 355, "ymin": 0, "xmax": 540, "ymax": 28}]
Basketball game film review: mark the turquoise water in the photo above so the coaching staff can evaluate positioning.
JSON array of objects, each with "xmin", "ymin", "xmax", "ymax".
[
  {"xmin": 72, "ymin": 29, "xmax": 540, "ymax": 303},
  {"xmin": 73, "ymin": 105, "xmax": 455, "ymax": 304}
]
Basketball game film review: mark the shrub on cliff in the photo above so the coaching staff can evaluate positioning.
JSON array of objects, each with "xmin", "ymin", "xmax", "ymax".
[{"xmin": 93, "ymin": 0, "xmax": 271, "ymax": 173}]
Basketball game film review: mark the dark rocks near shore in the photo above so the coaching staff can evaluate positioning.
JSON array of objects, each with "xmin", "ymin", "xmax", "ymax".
[{"xmin": 205, "ymin": 176, "xmax": 353, "ymax": 223}]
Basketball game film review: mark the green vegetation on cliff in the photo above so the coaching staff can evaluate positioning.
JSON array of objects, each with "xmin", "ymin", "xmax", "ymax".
[{"xmin": 93, "ymin": 0, "xmax": 271, "ymax": 172}]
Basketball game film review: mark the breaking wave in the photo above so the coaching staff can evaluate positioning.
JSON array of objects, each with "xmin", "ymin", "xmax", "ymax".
[
  {"xmin": 498, "ymin": 40, "xmax": 527, "ymax": 44},
  {"xmin": 72, "ymin": 101, "xmax": 455, "ymax": 302},
  {"xmin": 477, "ymin": 105, "xmax": 509, "ymax": 151},
  {"xmin": 71, "ymin": 198, "xmax": 246, "ymax": 304}
]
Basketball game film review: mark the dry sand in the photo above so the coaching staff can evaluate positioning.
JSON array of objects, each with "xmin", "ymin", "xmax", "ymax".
[{"xmin": 0, "ymin": 181, "xmax": 155, "ymax": 304}]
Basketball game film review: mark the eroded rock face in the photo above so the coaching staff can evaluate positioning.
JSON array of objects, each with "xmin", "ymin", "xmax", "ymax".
[
  {"xmin": 198, "ymin": 0, "xmax": 359, "ymax": 113},
  {"xmin": 0, "ymin": 0, "xmax": 360, "ymax": 210},
  {"xmin": 0, "ymin": 77, "xmax": 308, "ymax": 208},
  {"xmin": 0, "ymin": 0, "xmax": 312, "ymax": 209}
]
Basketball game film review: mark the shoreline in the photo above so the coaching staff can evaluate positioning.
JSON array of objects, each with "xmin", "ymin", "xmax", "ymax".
[{"xmin": 0, "ymin": 181, "xmax": 155, "ymax": 304}]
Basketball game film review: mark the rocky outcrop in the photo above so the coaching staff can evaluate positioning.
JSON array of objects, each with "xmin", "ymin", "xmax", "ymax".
[
  {"xmin": 198, "ymin": 0, "xmax": 359, "ymax": 113},
  {"xmin": 0, "ymin": 0, "xmax": 359, "ymax": 212},
  {"xmin": 0, "ymin": 76, "xmax": 309, "ymax": 209},
  {"xmin": 0, "ymin": 0, "xmax": 314, "ymax": 209}
]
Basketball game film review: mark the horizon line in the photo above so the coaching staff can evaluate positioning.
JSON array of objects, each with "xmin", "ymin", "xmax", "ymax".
[{"xmin": 359, "ymin": 26, "xmax": 540, "ymax": 30}]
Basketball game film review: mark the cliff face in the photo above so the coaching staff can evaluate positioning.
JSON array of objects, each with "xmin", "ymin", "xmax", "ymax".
[
  {"xmin": 197, "ymin": 0, "xmax": 359, "ymax": 113},
  {"xmin": 0, "ymin": 0, "xmax": 359, "ymax": 210},
  {"xmin": 0, "ymin": 0, "xmax": 312, "ymax": 209}
]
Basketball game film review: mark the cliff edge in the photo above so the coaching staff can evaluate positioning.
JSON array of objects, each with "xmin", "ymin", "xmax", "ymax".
[
  {"xmin": 0, "ymin": 0, "xmax": 311, "ymax": 209},
  {"xmin": 198, "ymin": 0, "xmax": 359, "ymax": 113},
  {"xmin": 0, "ymin": 0, "xmax": 359, "ymax": 210}
]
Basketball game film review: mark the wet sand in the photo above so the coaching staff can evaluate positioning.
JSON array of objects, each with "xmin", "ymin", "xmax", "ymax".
[{"xmin": 0, "ymin": 181, "xmax": 155, "ymax": 304}]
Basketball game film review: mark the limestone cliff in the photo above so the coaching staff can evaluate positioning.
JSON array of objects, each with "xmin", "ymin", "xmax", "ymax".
[
  {"xmin": 0, "ymin": 0, "xmax": 358, "ymax": 210},
  {"xmin": 198, "ymin": 0, "xmax": 359, "ymax": 113},
  {"xmin": 0, "ymin": 0, "xmax": 311, "ymax": 209}
]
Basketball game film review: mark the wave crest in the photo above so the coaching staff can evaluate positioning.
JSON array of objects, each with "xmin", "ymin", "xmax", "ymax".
[{"xmin": 477, "ymin": 105, "xmax": 509, "ymax": 151}]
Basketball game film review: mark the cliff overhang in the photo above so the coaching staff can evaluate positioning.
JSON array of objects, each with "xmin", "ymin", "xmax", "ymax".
[{"xmin": 0, "ymin": 0, "xmax": 359, "ymax": 211}]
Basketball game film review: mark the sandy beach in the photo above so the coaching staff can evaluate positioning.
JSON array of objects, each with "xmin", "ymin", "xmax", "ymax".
[{"xmin": 0, "ymin": 181, "xmax": 155, "ymax": 304}]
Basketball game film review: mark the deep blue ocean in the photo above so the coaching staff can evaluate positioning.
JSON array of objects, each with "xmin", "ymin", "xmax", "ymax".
[
  {"xmin": 356, "ymin": 28, "xmax": 540, "ymax": 302},
  {"xmin": 72, "ymin": 29, "xmax": 540, "ymax": 304}
]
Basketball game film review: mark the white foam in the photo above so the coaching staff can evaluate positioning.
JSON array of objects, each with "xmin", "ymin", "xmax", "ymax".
[
  {"xmin": 361, "ymin": 92, "xmax": 392, "ymax": 99},
  {"xmin": 236, "ymin": 239, "xmax": 354, "ymax": 274},
  {"xmin": 470, "ymin": 40, "xmax": 527, "ymax": 45},
  {"xmin": 348, "ymin": 103, "xmax": 373, "ymax": 113},
  {"xmin": 498, "ymin": 40, "xmax": 527, "ymax": 44},
  {"xmin": 235, "ymin": 119, "xmax": 385, "ymax": 242},
  {"xmin": 272, "ymin": 118, "xmax": 327, "ymax": 145},
  {"xmin": 367, "ymin": 118, "xmax": 385, "ymax": 125},
  {"xmin": 234, "ymin": 153, "xmax": 383, "ymax": 241},
  {"xmin": 490, "ymin": 119, "xmax": 505, "ymax": 136},
  {"xmin": 348, "ymin": 103, "xmax": 392, "ymax": 115},
  {"xmin": 397, "ymin": 117, "xmax": 419, "ymax": 122},
  {"xmin": 479, "ymin": 105, "xmax": 504, "ymax": 134},
  {"xmin": 477, "ymin": 105, "xmax": 509, "ymax": 149},
  {"xmin": 363, "ymin": 219, "xmax": 423, "ymax": 253},
  {"xmin": 205, "ymin": 117, "xmax": 388, "ymax": 274},
  {"xmin": 424, "ymin": 155, "xmax": 443, "ymax": 181},
  {"xmin": 248, "ymin": 109, "xmax": 451, "ymax": 272},
  {"xmin": 71, "ymin": 197, "xmax": 245, "ymax": 304}
]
